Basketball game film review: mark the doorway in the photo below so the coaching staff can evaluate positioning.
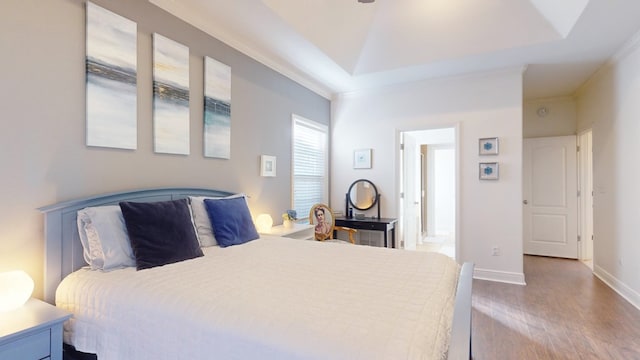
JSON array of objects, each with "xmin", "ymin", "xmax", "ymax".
[{"xmin": 400, "ymin": 127, "xmax": 457, "ymax": 259}]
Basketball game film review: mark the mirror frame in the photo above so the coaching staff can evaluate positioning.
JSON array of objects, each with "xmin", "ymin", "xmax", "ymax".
[{"xmin": 347, "ymin": 179, "xmax": 378, "ymax": 211}]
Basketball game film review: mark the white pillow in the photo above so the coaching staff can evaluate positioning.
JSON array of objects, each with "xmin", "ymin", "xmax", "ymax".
[
  {"xmin": 77, "ymin": 205, "xmax": 136, "ymax": 271},
  {"xmin": 189, "ymin": 194, "xmax": 246, "ymax": 247},
  {"xmin": 77, "ymin": 210, "xmax": 104, "ymax": 270}
]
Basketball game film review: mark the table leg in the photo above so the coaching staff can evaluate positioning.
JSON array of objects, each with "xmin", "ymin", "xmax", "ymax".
[{"xmin": 391, "ymin": 228, "xmax": 395, "ymax": 248}]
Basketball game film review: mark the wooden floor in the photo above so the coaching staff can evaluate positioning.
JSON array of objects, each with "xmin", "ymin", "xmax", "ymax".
[{"xmin": 472, "ymin": 255, "xmax": 640, "ymax": 359}]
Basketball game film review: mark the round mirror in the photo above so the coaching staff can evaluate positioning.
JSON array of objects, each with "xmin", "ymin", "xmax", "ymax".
[{"xmin": 348, "ymin": 179, "xmax": 378, "ymax": 211}]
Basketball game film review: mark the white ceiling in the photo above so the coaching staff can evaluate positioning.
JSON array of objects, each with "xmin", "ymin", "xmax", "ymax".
[{"xmin": 150, "ymin": 0, "xmax": 640, "ymax": 99}]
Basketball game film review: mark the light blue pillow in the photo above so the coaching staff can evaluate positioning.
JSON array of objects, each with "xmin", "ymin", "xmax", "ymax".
[
  {"xmin": 204, "ymin": 196, "xmax": 259, "ymax": 247},
  {"xmin": 77, "ymin": 205, "xmax": 136, "ymax": 271}
]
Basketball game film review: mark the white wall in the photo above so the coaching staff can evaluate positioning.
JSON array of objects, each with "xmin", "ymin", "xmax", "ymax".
[
  {"xmin": 575, "ymin": 34, "xmax": 640, "ymax": 308},
  {"xmin": 332, "ymin": 68, "xmax": 525, "ymax": 284},
  {"xmin": 523, "ymin": 97, "xmax": 577, "ymax": 138}
]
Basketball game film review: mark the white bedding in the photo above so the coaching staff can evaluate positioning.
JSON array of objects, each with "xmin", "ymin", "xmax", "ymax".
[{"xmin": 56, "ymin": 236, "xmax": 460, "ymax": 360}]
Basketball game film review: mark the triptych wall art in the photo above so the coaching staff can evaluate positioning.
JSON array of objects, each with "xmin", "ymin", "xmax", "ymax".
[
  {"xmin": 153, "ymin": 33, "xmax": 190, "ymax": 155},
  {"xmin": 204, "ymin": 57, "xmax": 231, "ymax": 159},
  {"xmin": 85, "ymin": 2, "xmax": 231, "ymax": 159},
  {"xmin": 86, "ymin": 2, "xmax": 137, "ymax": 150}
]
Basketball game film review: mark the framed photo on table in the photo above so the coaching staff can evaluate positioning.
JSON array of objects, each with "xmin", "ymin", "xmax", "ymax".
[{"xmin": 309, "ymin": 203, "xmax": 334, "ymax": 241}]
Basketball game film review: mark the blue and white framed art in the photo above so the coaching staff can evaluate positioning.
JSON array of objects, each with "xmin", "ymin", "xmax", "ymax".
[
  {"xmin": 479, "ymin": 162, "xmax": 499, "ymax": 180},
  {"xmin": 86, "ymin": 2, "xmax": 137, "ymax": 150},
  {"xmin": 153, "ymin": 33, "xmax": 190, "ymax": 155},
  {"xmin": 353, "ymin": 148, "xmax": 372, "ymax": 169},
  {"xmin": 479, "ymin": 137, "xmax": 499, "ymax": 155},
  {"xmin": 204, "ymin": 56, "xmax": 231, "ymax": 159}
]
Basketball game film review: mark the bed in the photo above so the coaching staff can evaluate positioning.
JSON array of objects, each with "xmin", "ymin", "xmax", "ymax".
[{"xmin": 39, "ymin": 187, "xmax": 473, "ymax": 360}]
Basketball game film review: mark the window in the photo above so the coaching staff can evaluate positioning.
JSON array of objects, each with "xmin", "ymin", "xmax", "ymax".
[{"xmin": 292, "ymin": 114, "xmax": 328, "ymax": 220}]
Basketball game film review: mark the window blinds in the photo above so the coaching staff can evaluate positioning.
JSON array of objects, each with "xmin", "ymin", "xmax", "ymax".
[{"xmin": 292, "ymin": 115, "xmax": 328, "ymax": 219}]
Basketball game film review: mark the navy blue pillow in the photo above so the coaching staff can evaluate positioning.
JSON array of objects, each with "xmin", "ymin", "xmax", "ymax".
[
  {"xmin": 120, "ymin": 199, "xmax": 203, "ymax": 270},
  {"xmin": 204, "ymin": 196, "xmax": 259, "ymax": 247}
]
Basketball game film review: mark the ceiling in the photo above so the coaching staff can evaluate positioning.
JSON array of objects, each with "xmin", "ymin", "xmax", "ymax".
[{"xmin": 149, "ymin": 0, "xmax": 640, "ymax": 99}]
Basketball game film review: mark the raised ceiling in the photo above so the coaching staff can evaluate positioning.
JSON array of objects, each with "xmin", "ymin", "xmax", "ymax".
[{"xmin": 150, "ymin": 0, "xmax": 640, "ymax": 99}]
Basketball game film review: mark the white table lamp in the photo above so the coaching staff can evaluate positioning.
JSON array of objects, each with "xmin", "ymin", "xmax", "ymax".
[
  {"xmin": 0, "ymin": 270, "xmax": 34, "ymax": 312},
  {"xmin": 255, "ymin": 214, "xmax": 273, "ymax": 233}
]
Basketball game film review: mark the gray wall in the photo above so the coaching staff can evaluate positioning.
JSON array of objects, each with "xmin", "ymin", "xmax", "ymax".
[{"xmin": 0, "ymin": 0, "xmax": 330, "ymax": 298}]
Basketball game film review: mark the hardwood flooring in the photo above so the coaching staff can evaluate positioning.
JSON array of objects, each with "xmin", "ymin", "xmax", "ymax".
[{"xmin": 471, "ymin": 255, "xmax": 640, "ymax": 359}]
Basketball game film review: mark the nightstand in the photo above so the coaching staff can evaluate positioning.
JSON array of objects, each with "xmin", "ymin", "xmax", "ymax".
[
  {"xmin": 260, "ymin": 223, "xmax": 314, "ymax": 240},
  {"xmin": 0, "ymin": 298, "xmax": 71, "ymax": 360}
]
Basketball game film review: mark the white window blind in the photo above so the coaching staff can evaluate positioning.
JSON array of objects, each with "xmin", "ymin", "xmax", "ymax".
[{"xmin": 292, "ymin": 115, "xmax": 328, "ymax": 219}]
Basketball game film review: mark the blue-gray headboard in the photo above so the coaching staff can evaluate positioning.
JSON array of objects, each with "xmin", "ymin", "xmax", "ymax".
[{"xmin": 38, "ymin": 187, "xmax": 234, "ymax": 304}]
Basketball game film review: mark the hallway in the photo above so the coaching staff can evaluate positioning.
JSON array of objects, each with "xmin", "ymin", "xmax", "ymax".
[{"xmin": 416, "ymin": 235, "xmax": 455, "ymax": 258}]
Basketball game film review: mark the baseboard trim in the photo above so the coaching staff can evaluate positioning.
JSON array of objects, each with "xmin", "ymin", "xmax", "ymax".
[
  {"xmin": 593, "ymin": 265, "xmax": 640, "ymax": 311},
  {"xmin": 473, "ymin": 268, "xmax": 526, "ymax": 285}
]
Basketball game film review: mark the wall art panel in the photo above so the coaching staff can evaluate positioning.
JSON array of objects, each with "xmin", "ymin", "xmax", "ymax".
[
  {"xmin": 204, "ymin": 56, "xmax": 231, "ymax": 159},
  {"xmin": 153, "ymin": 33, "xmax": 190, "ymax": 155},
  {"xmin": 86, "ymin": 2, "xmax": 137, "ymax": 149}
]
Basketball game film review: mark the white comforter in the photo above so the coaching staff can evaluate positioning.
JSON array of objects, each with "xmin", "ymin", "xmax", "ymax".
[{"xmin": 56, "ymin": 237, "xmax": 459, "ymax": 360}]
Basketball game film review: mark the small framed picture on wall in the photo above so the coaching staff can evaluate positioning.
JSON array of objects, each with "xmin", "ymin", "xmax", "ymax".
[
  {"xmin": 479, "ymin": 137, "xmax": 499, "ymax": 155},
  {"xmin": 479, "ymin": 162, "xmax": 499, "ymax": 180},
  {"xmin": 353, "ymin": 149, "xmax": 372, "ymax": 169},
  {"xmin": 260, "ymin": 155, "xmax": 276, "ymax": 177}
]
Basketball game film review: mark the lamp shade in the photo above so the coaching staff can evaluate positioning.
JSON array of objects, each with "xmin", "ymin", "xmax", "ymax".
[
  {"xmin": 0, "ymin": 270, "xmax": 34, "ymax": 312},
  {"xmin": 255, "ymin": 213, "xmax": 273, "ymax": 233}
]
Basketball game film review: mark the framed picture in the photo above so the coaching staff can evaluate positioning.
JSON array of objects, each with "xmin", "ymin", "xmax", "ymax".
[
  {"xmin": 479, "ymin": 137, "xmax": 499, "ymax": 155},
  {"xmin": 309, "ymin": 203, "xmax": 334, "ymax": 241},
  {"xmin": 204, "ymin": 56, "xmax": 231, "ymax": 159},
  {"xmin": 479, "ymin": 162, "xmax": 499, "ymax": 180},
  {"xmin": 260, "ymin": 155, "xmax": 276, "ymax": 177},
  {"xmin": 353, "ymin": 149, "xmax": 372, "ymax": 169},
  {"xmin": 153, "ymin": 33, "xmax": 190, "ymax": 155},
  {"xmin": 86, "ymin": 2, "xmax": 138, "ymax": 150}
]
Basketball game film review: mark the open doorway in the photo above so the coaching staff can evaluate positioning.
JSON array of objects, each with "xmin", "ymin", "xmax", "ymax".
[{"xmin": 400, "ymin": 127, "xmax": 456, "ymax": 259}]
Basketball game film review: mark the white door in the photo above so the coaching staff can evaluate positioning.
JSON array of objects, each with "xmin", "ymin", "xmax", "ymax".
[
  {"xmin": 402, "ymin": 133, "xmax": 420, "ymax": 250},
  {"xmin": 524, "ymin": 136, "xmax": 578, "ymax": 258}
]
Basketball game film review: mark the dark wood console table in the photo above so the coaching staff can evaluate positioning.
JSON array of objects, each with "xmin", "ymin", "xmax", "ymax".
[{"xmin": 334, "ymin": 217, "xmax": 398, "ymax": 248}]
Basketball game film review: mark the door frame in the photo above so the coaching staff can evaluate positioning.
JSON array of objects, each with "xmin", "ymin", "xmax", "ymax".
[
  {"xmin": 401, "ymin": 132, "xmax": 420, "ymax": 250},
  {"xmin": 396, "ymin": 124, "xmax": 461, "ymax": 262},
  {"xmin": 577, "ymin": 129, "xmax": 594, "ymax": 265}
]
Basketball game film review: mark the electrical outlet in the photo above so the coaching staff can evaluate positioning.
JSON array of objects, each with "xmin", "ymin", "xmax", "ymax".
[{"xmin": 492, "ymin": 247, "xmax": 500, "ymax": 256}]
